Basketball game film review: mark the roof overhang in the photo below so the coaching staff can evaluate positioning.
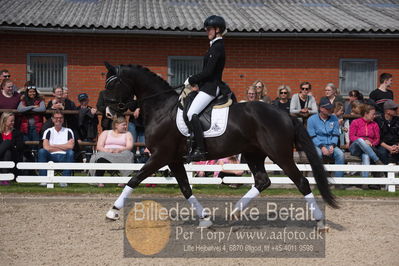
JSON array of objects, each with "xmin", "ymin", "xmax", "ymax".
[{"xmin": 1, "ymin": 26, "xmax": 399, "ymax": 39}]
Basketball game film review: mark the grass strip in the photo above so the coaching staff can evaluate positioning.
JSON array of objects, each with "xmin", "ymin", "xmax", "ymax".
[{"xmin": 0, "ymin": 183, "xmax": 398, "ymax": 198}]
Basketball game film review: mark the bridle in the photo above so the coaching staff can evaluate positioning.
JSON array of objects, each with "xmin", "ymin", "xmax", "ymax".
[
  {"xmin": 105, "ymin": 73, "xmax": 134, "ymax": 111},
  {"xmin": 105, "ymin": 68, "xmax": 184, "ymax": 110}
]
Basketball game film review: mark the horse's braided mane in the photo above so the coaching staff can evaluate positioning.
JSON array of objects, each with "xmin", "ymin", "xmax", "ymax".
[{"xmin": 122, "ymin": 64, "xmax": 173, "ymax": 90}]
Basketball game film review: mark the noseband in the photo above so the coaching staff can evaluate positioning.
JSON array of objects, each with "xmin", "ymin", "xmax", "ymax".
[
  {"xmin": 105, "ymin": 74, "xmax": 134, "ymax": 112},
  {"xmin": 105, "ymin": 75, "xmax": 118, "ymax": 88}
]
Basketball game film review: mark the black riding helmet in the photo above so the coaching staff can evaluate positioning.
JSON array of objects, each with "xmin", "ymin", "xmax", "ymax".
[{"xmin": 204, "ymin": 15, "xmax": 226, "ymax": 33}]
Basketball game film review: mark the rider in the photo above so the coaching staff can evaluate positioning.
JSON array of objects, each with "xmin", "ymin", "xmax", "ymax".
[{"xmin": 184, "ymin": 15, "xmax": 230, "ymax": 162}]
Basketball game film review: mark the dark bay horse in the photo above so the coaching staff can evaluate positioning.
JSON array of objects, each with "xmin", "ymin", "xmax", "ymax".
[{"xmin": 103, "ymin": 62, "xmax": 337, "ymax": 228}]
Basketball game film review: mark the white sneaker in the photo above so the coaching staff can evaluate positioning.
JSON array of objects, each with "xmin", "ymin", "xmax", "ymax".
[{"xmin": 106, "ymin": 208, "xmax": 120, "ymax": 221}]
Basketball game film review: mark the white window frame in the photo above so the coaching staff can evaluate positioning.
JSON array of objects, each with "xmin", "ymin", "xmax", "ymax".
[
  {"xmin": 339, "ymin": 58, "xmax": 377, "ymax": 97},
  {"xmin": 27, "ymin": 53, "xmax": 67, "ymax": 94},
  {"xmin": 168, "ymin": 56, "xmax": 202, "ymax": 87}
]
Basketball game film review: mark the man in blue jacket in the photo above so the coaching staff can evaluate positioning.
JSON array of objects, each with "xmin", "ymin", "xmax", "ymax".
[{"xmin": 307, "ymin": 98, "xmax": 345, "ymax": 177}]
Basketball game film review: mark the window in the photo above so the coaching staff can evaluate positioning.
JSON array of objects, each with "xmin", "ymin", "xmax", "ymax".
[
  {"xmin": 27, "ymin": 54, "xmax": 67, "ymax": 93},
  {"xmin": 168, "ymin": 56, "xmax": 202, "ymax": 87},
  {"xmin": 339, "ymin": 59, "xmax": 377, "ymax": 96}
]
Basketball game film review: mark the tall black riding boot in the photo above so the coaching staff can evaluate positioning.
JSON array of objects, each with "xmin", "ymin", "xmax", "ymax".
[{"xmin": 188, "ymin": 114, "xmax": 206, "ymax": 162}]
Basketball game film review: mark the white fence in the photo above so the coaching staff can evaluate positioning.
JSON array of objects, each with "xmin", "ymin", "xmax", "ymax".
[
  {"xmin": 14, "ymin": 162, "xmax": 399, "ymax": 192},
  {"xmin": 0, "ymin": 161, "xmax": 14, "ymax": 181}
]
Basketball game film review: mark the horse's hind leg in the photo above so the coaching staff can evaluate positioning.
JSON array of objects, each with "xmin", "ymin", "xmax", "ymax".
[
  {"xmin": 231, "ymin": 152, "xmax": 269, "ymax": 217},
  {"xmin": 276, "ymin": 159, "xmax": 325, "ymax": 222},
  {"xmin": 168, "ymin": 162, "xmax": 212, "ymax": 228}
]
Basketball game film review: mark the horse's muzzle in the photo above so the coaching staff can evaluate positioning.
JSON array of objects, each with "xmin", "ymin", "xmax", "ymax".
[
  {"xmin": 108, "ymin": 102, "xmax": 128, "ymax": 116},
  {"xmin": 117, "ymin": 103, "xmax": 126, "ymax": 112}
]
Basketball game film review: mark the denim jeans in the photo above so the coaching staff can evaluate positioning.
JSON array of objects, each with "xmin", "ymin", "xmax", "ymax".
[
  {"xmin": 349, "ymin": 138, "xmax": 380, "ymax": 177},
  {"xmin": 38, "ymin": 149, "xmax": 74, "ymax": 176},
  {"xmin": 376, "ymin": 146, "xmax": 389, "ymax": 164},
  {"xmin": 376, "ymin": 145, "xmax": 399, "ymax": 164},
  {"xmin": 128, "ymin": 122, "xmax": 145, "ymax": 153},
  {"xmin": 315, "ymin": 145, "xmax": 345, "ymax": 177}
]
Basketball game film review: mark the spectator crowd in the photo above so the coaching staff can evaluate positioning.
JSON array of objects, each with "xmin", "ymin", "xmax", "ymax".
[{"xmin": 0, "ymin": 68, "xmax": 397, "ymax": 190}]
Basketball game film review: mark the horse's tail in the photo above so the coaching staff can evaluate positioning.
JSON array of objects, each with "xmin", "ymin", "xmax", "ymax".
[{"xmin": 292, "ymin": 117, "xmax": 339, "ymax": 208}]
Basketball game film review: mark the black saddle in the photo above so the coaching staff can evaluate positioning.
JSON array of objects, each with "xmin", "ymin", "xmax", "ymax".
[{"xmin": 178, "ymin": 91, "xmax": 232, "ymax": 132}]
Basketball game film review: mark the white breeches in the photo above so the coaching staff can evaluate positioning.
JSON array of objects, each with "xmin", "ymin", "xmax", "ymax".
[{"xmin": 187, "ymin": 88, "xmax": 220, "ymax": 121}]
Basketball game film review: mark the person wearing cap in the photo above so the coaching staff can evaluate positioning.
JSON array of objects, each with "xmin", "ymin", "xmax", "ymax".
[
  {"xmin": 307, "ymin": 97, "xmax": 345, "ymax": 178},
  {"xmin": 77, "ymin": 93, "xmax": 98, "ymax": 143},
  {"xmin": 375, "ymin": 99, "xmax": 399, "ymax": 164},
  {"xmin": 183, "ymin": 15, "xmax": 231, "ymax": 162}
]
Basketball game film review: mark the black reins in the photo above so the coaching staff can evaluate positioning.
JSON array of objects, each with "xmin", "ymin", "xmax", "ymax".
[
  {"xmin": 137, "ymin": 84, "xmax": 185, "ymax": 106},
  {"xmin": 106, "ymin": 73, "xmax": 185, "ymax": 108}
]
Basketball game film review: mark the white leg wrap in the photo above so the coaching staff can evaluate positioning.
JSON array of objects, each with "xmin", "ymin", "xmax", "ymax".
[
  {"xmin": 114, "ymin": 186, "xmax": 134, "ymax": 209},
  {"xmin": 188, "ymin": 195, "xmax": 205, "ymax": 218},
  {"xmin": 234, "ymin": 186, "xmax": 260, "ymax": 212},
  {"xmin": 304, "ymin": 192, "xmax": 324, "ymax": 221}
]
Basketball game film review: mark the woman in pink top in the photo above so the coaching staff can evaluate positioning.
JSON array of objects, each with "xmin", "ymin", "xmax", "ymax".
[
  {"xmin": 349, "ymin": 104, "xmax": 383, "ymax": 177},
  {"xmin": 89, "ymin": 116, "xmax": 134, "ymax": 186},
  {"xmin": 214, "ymin": 155, "xmax": 244, "ymax": 188}
]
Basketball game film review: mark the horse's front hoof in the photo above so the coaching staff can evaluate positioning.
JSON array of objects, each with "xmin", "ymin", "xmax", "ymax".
[
  {"xmin": 316, "ymin": 220, "xmax": 329, "ymax": 232},
  {"xmin": 198, "ymin": 216, "xmax": 213, "ymax": 228},
  {"xmin": 106, "ymin": 208, "xmax": 120, "ymax": 221}
]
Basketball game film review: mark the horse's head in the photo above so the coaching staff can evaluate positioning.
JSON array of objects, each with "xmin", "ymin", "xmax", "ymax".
[{"xmin": 104, "ymin": 61, "xmax": 135, "ymax": 117}]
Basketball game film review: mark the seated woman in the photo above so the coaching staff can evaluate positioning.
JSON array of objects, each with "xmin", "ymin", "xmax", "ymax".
[
  {"xmin": 319, "ymin": 83, "xmax": 345, "ymax": 106},
  {"xmin": 0, "ymin": 112, "xmax": 24, "ymax": 185},
  {"xmin": 17, "ymin": 84, "xmax": 45, "ymax": 141},
  {"xmin": 251, "ymin": 80, "xmax": 271, "ymax": 103},
  {"xmin": 214, "ymin": 155, "xmax": 244, "ymax": 188},
  {"xmin": 195, "ymin": 159, "xmax": 217, "ymax": 177},
  {"xmin": 344, "ymin": 90, "xmax": 363, "ymax": 114},
  {"xmin": 349, "ymin": 104, "xmax": 384, "ymax": 178},
  {"xmin": 272, "ymin": 85, "xmax": 291, "ymax": 113},
  {"xmin": 240, "ymin": 86, "xmax": 257, "ymax": 103},
  {"xmin": 89, "ymin": 116, "xmax": 134, "ymax": 187}
]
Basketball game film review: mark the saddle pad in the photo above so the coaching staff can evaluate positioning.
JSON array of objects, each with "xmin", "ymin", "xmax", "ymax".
[{"xmin": 176, "ymin": 107, "xmax": 229, "ymax": 138}]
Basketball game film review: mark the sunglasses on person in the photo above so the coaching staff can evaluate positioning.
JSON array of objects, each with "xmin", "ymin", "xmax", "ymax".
[
  {"xmin": 2, "ymin": 75, "xmax": 10, "ymax": 78},
  {"xmin": 301, "ymin": 87, "xmax": 310, "ymax": 91},
  {"xmin": 280, "ymin": 91, "xmax": 288, "ymax": 95},
  {"xmin": 255, "ymin": 85, "xmax": 263, "ymax": 88},
  {"xmin": 27, "ymin": 86, "xmax": 36, "ymax": 89},
  {"xmin": 247, "ymin": 92, "xmax": 256, "ymax": 95}
]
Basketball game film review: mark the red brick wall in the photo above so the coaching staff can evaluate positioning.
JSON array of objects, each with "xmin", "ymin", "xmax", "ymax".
[{"xmin": 1, "ymin": 33, "xmax": 398, "ymax": 104}]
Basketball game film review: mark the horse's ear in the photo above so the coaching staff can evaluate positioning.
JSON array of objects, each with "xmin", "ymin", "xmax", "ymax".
[{"xmin": 104, "ymin": 61, "xmax": 116, "ymax": 75}]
